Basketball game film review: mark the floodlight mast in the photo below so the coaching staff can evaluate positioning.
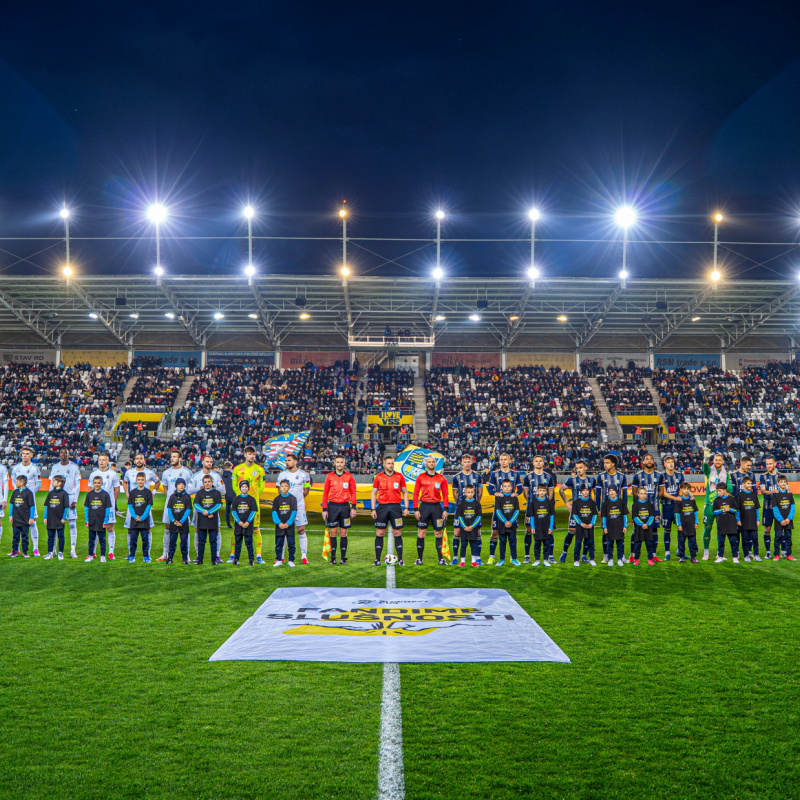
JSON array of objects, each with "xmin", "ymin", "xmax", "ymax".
[
  {"xmin": 60, "ymin": 207, "xmax": 71, "ymax": 269},
  {"xmin": 713, "ymin": 212, "xmax": 723, "ymax": 272}
]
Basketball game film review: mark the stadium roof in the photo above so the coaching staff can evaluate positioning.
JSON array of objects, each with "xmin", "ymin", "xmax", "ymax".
[{"xmin": 0, "ymin": 274, "xmax": 798, "ymax": 353}]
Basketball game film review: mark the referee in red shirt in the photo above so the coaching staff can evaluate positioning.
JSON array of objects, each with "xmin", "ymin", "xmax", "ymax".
[
  {"xmin": 413, "ymin": 455, "xmax": 450, "ymax": 565},
  {"xmin": 322, "ymin": 454, "xmax": 357, "ymax": 565},
  {"xmin": 370, "ymin": 455, "xmax": 409, "ymax": 565}
]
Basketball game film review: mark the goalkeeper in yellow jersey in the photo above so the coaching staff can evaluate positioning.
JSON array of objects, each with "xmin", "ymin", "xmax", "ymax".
[{"xmin": 228, "ymin": 446, "xmax": 267, "ymax": 563}]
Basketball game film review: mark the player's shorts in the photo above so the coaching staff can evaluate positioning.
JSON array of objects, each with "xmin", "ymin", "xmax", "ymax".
[
  {"xmin": 66, "ymin": 506, "xmax": 78, "ymax": 522},
  {"xmin": 763, "ymin": 507, "xmax": 775, "ymax": 528},
  {"xmin": 294, "ymin": 506, "xmax": 308, "ymax": 527},
  {"xmin": 661, "ymin": 506, "xmax": 676, "ymax": 529},
  {"xmin": 417, "ymin": 501, "xmax": 444, "ymax": 531},
  {"xmin": 375, "ymin": 503, "xmax": 404, "ymax": 530},
  {"xmin": 325, "ymin": 502, "xmax": 351, "ymax": 529}
]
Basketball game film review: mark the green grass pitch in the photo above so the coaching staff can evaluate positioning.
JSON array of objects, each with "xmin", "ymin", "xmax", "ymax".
[{"xmin": 1, "ymin": 493, "xmax": 798, "ymax": 799}]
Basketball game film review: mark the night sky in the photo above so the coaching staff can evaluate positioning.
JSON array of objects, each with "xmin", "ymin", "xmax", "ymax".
[{"xmin": 2, "ymin": 2, "xmax": 800, "ymax": 279}]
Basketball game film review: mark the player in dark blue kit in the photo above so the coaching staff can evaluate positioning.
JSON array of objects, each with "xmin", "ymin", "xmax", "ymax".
[
  {"xmin": 658, "ymin": 455, "xmax": 682, "ymax": 561},
  {"xmin": 522, "ymin": 455, "xmax": 556, "ymax": 563},
  {"xmin": 450, "ymin": 454, "xmax": 483, "ymax": 565},
  {"xmin": 558, "ymin": 460, "xmax": 596, "ymax": 563},
  {"xmin": 486, "ymin": 453, "xmax": 523, "ymax": 565},
  {"xmin": 758, "ymin": 456, "xmax": 779, "ymax": 559},
  {"xmin": 595, "ymin": 455, "xmax": 628, "ymax": 563},
  {"xmin": 631, "ymin": 454, "xmax": 662, "ymax": 560}
]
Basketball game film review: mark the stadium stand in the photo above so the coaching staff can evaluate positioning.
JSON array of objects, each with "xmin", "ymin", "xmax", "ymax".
[
  {"xmin": 363, "ymin": 367, "xmax": 415, "ymax": 408},
  {"xmin": 595, "ymin": 366, "xmax": 657, "ymax": 414},
  {"xmin": 126, "ymin": 366, "xmax": 186, "ymax": 408},
  {"xmin": 424, "ymin": 365, "xmax": 607, "ymax": 472},
  {"xmin": 0, "ymin": 363, "xmax": 129, "ymax": 467}
]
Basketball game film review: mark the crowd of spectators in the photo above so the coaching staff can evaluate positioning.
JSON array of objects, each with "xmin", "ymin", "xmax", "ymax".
[
  {"xmin": 127, "ymin": 367, "xmax": 186, "ymax": 407},
  {"xmin": 595, "ymin": 366, "xmax": 657, "ymax": 414},
  {"xmin": 363, "ymin": 367, "xmax": 414, "ymax": 408}
]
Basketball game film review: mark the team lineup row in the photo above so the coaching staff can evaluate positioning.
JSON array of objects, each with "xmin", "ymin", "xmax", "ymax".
[{"xmin": 0, "ymin": 446, "xmax": 795, "ymax": 567}]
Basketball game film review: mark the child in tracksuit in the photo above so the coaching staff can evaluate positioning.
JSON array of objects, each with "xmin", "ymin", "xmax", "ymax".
[
  {"xmin": 272, "ymin": 479, "xmax": 297, "ymax": 567},
  {"xmin": 631, "ymin": 486, "xmax": 657, "ymax": 565},
  {"xmin": 771, "ymin": 475, "xmax": 796, "ymax": 561},
  {"xmin": 44, "ymin": 474, "xmax": 70, "ymax": 560},
  {"xmin": 713, "ymin": 483, "xmax": 740, "ymax": 563},
  {"xmin": 454, "ymin": 483, "xmax": 483, "ymax": 567},
  {"xmin": 529, "ymin": 484, "xmax": 554, "ymax": 566},
  {"xmin": 9, "ymin": 475, "xmax": 36, "ymax": 558},
  {"xmin": 675, "ymin": 483, "xmax": 699, "ymax": 563},
  {"xmin": 194, "ymin": 474, "xmax": 223, "ymax": 565},
  {"xmin": 601, "ymin": 487, "xmax": 627, "ymax": 566},
  {"xmin": 84, "ymin": 475, "xmax": 113, "ymax": 562},
  {"xmin": 737, "ymin": 477, "xmax": 762, "ymax": 562},
  {"xmin": 571, "ymin": 485, "xmax": 598, "ymax": 566},
  {"xmin": 494, "ymin": 478, "xmax": 520, "ymax": 566},
  {"xmin": 166, "ymin": 477, "xmax": 193, "ymax": 564},
  {"xmin": 127, "ymin": 472, "xmax": 154, "ymax": 563},
  {"xmin": 232, "ymin": 479, "xmax": 259, "ymax": 566}
]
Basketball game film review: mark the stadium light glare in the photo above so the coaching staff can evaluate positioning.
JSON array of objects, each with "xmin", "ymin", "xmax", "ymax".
[
  {"xmin": 165, "ymin": 312, "xmax": 175, "ymax": 319},
  {"xmin": 341, "ymin": 266, "xmax": 350, "ymax": 277},
  {"xmin": 62, "ymin": 266, "xmax": 73, "ymax": 277},
  {"xmin": 615, "ymin": 206, "xmax": 637, "ymax": 228},
  {"xmin": 435, "ymin": 209, "xmax": 445, "ymax": 220},
  {"xmin": 691, "ymin": 316, "xmax": 701, "ymax": 322},
  {"xmin": 248, "ymin": 313, "xmax": 258, "ymax": 319},
  {"xmin": 59, "ymin": 207, "xmax": 70, "ymax": 220},
  {"xmin": 299, "ymin": 312, "xmax": 310, "ymax": 320},
  {"xmin": 557, "ymin": 314, "xmax": 568, "ymax": 322},
  {"xmin": 129, "ymin": 312, "xmax": 139, "ymax": 319},
  {"xmin": 154, "ymin": 265, "xmax": 164, "ymax": 277},
  {"xmin": 527, "ymin": 266, "xmax": 540, "ymax": 280},
  {"xmin": 214, "ymin": 311, "xmax": 224, "ymax": 320},
  {"xmin": 146, "ymin": 203, "xmax": 167, "ymax": 224},
  {"xmin": 432, "ymin": 267, "xmax": 443, "ymax": 280},
  {"xmin": 339, "ymin": 208, "xmax": 347, "ymax": 218},
  {"xmin": 714, "ymin": 212, "xmax": 724, "ymax": 223},
  {"xmin": 528, "ymin": 208, "xmax": 540, "ymax": 222},
  {"xmin": 245, "ymin": 264, "xmax": 255, "ymax": 277},
  {"xmin": 509, "ymin": 314, "xmax": 520, "ymax": 321},
  {"xmin": 88, "ymin": 312, "xmax": 98, "ymax": 319},
  {"xmin": 434, "ymin": 314, "xmax": 446, "ymax": 321},
  {"xmin": 711, "ymin": 269, "xmax": 721, "ymax": 282},
  {"xmin": 243, "ymin": 205, "xmax": 255, "ymax": 219},
  {"xmin": 469, "ymin": 313, "xmax": 481, "ymax": 321},
  {"xmin": 618, "ymin": 269, "xmax": 629, "ymax": 280}
]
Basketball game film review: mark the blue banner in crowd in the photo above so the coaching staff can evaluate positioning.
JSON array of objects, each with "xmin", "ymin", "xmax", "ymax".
[
  {"xmin": 654, "ymin": 353, "xmax": 721, "ymax": 371},
  {"xmin": 206, "ymin": 351, "xmax": 275, "ymax": 366},
  {"xmin": 133, "ymin": 350, "xmax": 202, "ymax": 368}
]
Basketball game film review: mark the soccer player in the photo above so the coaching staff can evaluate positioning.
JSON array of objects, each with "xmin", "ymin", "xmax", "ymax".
[
  {"xmin": 43, "ymin": 474, "xmax": 70, "ymax": 560},
  {"xmin": 558, "ymin": 460, "xmax": 596, "ymax": 563},
  {"xmin": 231, "ymin": 480, "xmax": 259, "ymax": 566},
  {"xmin": 737, "ymin": 476, "xmax": 761, "ymax": 562},
  {"xmin": 231, "ymin": 446, "xmax": 267, "ymax": 564},
  {"xmin": 758, "ymin": 455, "xmax": 780, "ymax": 559},
  {"xmin": 731, "ymin": 454, "xmax": 756, "ymax": 496},
  {"xmin": 486, "ymin": 453, "xmax": 523, "ymax": 565},
  {"xmin": 658, "ymin": 454, "xmax": 682, "ymax": 561},
  {"xmin": 529, "ymin": 484, "xmax": 554, "ymax": 567},
  {"xmin": 11, "ymin": 447, "xmax": 41, "ymax": 556},
  {"xmin": 276, "ymin": 454, "xmax": 312, "ymax": 564},
  {"xmin": 454, "ymin": 483, "xmax": 483, "ymax": 566},
  {"xmin": 370, "ymin": 455, "xmax": 409, "ymax": 566},
  {"xmin": 631, "ymin": 485, "xmax": 657, "ymax": 566},
  {"xmin": 601, "ymin": 486, "xmax": 627, "ymax": 566},
  {"xmin": 8, "ymin": 475, "xmax": 36, "ymax": 558},
  {"xmin": 272, "ymin": 479, "xmax": 297, "ymax": 567},
  {"xmin": 50, "ymin": 448, "xmax": 82, "ymax": 560},
  {"xmin": 631, "ymin": 454, "xmax": 662, "ymax": 561},
  {"xmin": 493, "ymin": 478, "xmax": 520, "ymax": 566},
  {"xmin": 193, "ymin": 474, "xmax": 223, "ymax": 565},
  {"xmin": 595, "ymin": 455, "xmax": 629, "ymax": 563},
  {"xmin": 701, "ymin": 451, "xmax": 732, "ymax": 561},
  {"xmin": 713, "ymin": 483, "xmax": 740, "ymax": 563},
  {"xmin": 571, "ymin": 484, "xmax": 598, "ymax": 566},
  {"xmin": 189, "ymin": 455, "xmax": 225, "ymax": 563},
  {"xmin": 89, "ymin": 453, "xmax": 121, "ymax": 559},
  {"xmin": 771, "ymin": 475, "xmax": 796, "ymax": 561},
  {"xmin": 156, "ymin": 450, "xmax": 193, "ymax": 562},
  {"xmin": 127, "ymin": 472, "xmax": 154, "ymax": 564},
  {"xmin": 166, "ymin": 477, "xmax": 193, "ymax": 564},
  {"xmin": 450, "ymin": 454, "xmax": 483, "ymax": 565},
  {"xmin": 84, "ymin": 475, "xmax": 113, "ymax": 563},
  {"xmin": 675, "ymin": 482, "xmax": 700, "ymax": 563},
  {"xmin": 0, "ymin": 459, "xmax": 9, "ymax": 551},
  {"xmin": 322, "ymin": 454, "xmax": 357, "ymax": 565},
  {"xmin": 412, "ymin": 455, "xmax": 450, "ymax": 565},
  {"xmin": 522, "ymin": 455, "xmax": 556, "ymax": 564}
]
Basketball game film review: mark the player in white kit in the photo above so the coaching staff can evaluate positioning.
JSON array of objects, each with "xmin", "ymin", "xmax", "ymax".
[
  {"xmin": 276, "ymin": 453, "xmax": 312, "ymax": 564},
  {"xmin": 123, "ymin": 454, "xmax": 158, "ymax": 555},
  {"xmin": 89, "ymin": 452, "xmax": 121, "ymax": 558},
  {"xmin": 156, "ymin": 450, "xmax": 194, "ymax": 561},
  {"xmin": 49, "ymin": 448, "xmax": 82, "ymax": 559},
  {"xmin": 188, "ymin": 454, "xmax": 225, "ymax": 562},
  {"xmin": 11, "ymin": 447, "xmax": 42, "ymax": 556}
]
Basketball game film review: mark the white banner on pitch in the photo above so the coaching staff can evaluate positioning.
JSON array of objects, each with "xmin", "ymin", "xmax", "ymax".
[{"xmin": 209, "ymin": 588, "xmax": 570, "ymax": 664}]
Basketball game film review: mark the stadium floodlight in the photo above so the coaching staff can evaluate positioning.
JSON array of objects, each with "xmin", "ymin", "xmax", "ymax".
[
  {"xmin": 243, "ymin": 205, "xmax": 255, "ymax": 219},
  {"xmin": 341, "ymin": 266, "xmax": 350, "ymax": 277},
  {"xmin": 527, "ymin": 266, "xmax": 539, "ymax": 281},
  {"xmin": 245, "ymin": 264, "xmax": 255, "ymax": 277},
  {"xmin": 435, "ymin": 209, "xmax": 445, "ymax": 220},
  {"xmin": 434, "ymin": 314, "xmax": 446, "ymax": 321},
  {"xmin": 691, "ymin": 316, "xmax": 701, "ymax": 322},
  {"xmin": 299, "ymin": 312, "xmax": 310, "ymax": 320},
  {"xmin": 713, "ymin": 212, "xmax": 724, "ymax": 223},
  {"xmin": 432, "ymin": 267, "xmax": 443, "ymax": 280},
  {"xmin": 711, "ymin": 269, "xmax": 721, "ymax": 282},
  {"xmin": 248, "ymin": 313, "xmax": 258, "ymax": 319},
  {"xmin": 59, "ymin": 207, "xmax": 70, "ymax": 220},
  {"xmin": 146, "ymin": 203, "xmax": 167, "ymax": 224},
  {"xmin": 528, "ymin": 208, "xmax": 541, "ymax": 222},
  {"xmin": 557, "ymin": 314, "xmax": 568, "ymax": 322},
  {"xmin": 154, "ymin": 265, "xmax": 164, "ymax": 277},
  {"xmin": 509, "ymin": 314, "xmax": 520, "ymax": 321},
  {"xmin": 88, "ymin": 312, "xmax": 98, "ymax": 319},
  {"xmin": 63, "ymin": 265, "xmax": 73, "ymax": 278},
  {"xmin": 339, "ymin": 208, "xmax": 347, "ymax": 218},
  {"xmin": 615, "ymin": 206, "xmax": 637, "ymax": 228},
  {"xmin": 619, "ymin": 269, "xmax": 629, "ymax": 280},
  {"xmin": 129, "ymin": 312, "xmax": 139, "ymax": 319},
  {"xmin": 469, "ymin": 313, "xmax": 481, "ymax": 322},
  {"xmin": 214, "ymin": 311, "xmax": 224, "ymax": 320},
  {"xmin": 165, "ymin": 312, "xmax": 175, "ymax": 319}
]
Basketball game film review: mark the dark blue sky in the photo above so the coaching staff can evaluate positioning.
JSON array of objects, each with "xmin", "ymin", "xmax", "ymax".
[{"xmin": 2, "ymin": 1, "xmax": 800, "ymax": 279}]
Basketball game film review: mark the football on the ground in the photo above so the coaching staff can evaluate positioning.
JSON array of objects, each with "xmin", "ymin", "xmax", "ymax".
[{"xmin": 384, "ymin": 553, "xmax": 398, "ymax": 565}]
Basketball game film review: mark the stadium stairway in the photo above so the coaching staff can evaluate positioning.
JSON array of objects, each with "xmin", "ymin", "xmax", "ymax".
[
  {"xmin": 587, "ymin": 377, "xmax": 624, "ymax": 441},
  {"xmin": 172, "ymin": 374, "xmax": 196, "ymax": 411},
  {"xmin": 643, "ymin": 377, "xmax": 670, "ymax": 429},
  {"xmin": 412, "ymin": 376, "xmax": 429, "ymax": 444}
]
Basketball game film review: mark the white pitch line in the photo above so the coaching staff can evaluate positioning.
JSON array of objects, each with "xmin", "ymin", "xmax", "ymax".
[{"xmin": 377, "ymin": 561, "xmax": 405, "ymax": 800}]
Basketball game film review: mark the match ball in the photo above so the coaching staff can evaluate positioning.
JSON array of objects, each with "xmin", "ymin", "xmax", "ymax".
[{"xmin": 384, "ymin": 553, "xmax": 398, "ymax": 565}]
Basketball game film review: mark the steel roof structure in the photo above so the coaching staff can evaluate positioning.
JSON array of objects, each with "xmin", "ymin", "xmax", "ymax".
[{"xmin": 0, "ymin": 274, "xmax": 797, "ymax": 352}]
